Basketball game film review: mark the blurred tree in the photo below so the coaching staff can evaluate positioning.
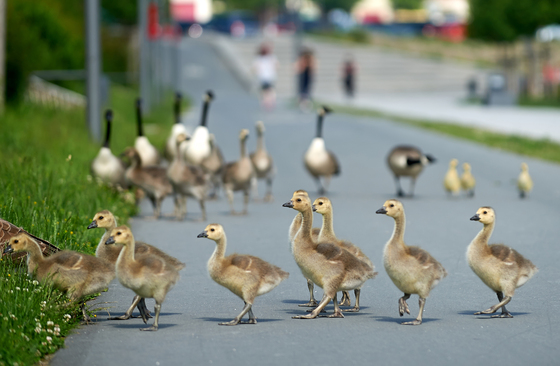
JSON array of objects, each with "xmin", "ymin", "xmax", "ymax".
[
  {"xmin": 469, "ymin": 0, "xmax": 560, "ymax": 42},
  {"xmin": 101, "ymin": 1, "xmax": 137, "ymax": 25},
  {"xmin": 6, "ymin": 0, "xmax": 84, "ymax": 103},
  {"xmin": 393, "ymin": 0, "xmax": 423, "ymax": 10},
  {"xmin": 319, "ymin": 0, "xmax": 361, "ymax": 13}
]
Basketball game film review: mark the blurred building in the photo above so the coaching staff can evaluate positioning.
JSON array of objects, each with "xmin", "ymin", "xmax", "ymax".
[
  {"xmin": 352, "ymin": 0, "xmax": 394, "ymax": 24},
  {"xmin": 170, "ymin": 0, "xmax": 212, "ymax": 23}
]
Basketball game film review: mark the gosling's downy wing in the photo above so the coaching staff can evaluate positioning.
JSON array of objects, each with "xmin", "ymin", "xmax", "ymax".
[
  {"xmin": 408, "ymin": 246, "xmax": 447, "ymax": 277},
  {"xmin": 315, "ymin": 243, "xmax": 345, "ymax": 261},
  {"xmin": 489, "ymin": 244, "xmax": 526, "ymax": 266}
]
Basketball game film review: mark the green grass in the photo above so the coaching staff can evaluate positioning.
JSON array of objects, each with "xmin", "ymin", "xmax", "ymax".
[
  {"xmin": 332, "ymin": 104, "xmax": 560, "ymax": 164},
  {"xmin": 0, "ymin": 84, "xmax": 178, "ymax": 366}
]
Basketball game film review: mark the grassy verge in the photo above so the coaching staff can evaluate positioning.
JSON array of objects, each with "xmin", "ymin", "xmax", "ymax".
[
  {"xmin": 0, "ymin": 84, "xmax": 178, "ymax": 366},
  {"xmin": 332, "ymin": 104, "xmax": 560, "ymax": 164}
]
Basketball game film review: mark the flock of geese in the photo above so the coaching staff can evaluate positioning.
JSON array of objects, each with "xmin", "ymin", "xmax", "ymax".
[
  {"xmin": 1, "ymin": 90, "xmax": 539, "ymax": 331},
  {"xmin": 2, "ymin": 193, "xmax": 538, "ymax": 330}
]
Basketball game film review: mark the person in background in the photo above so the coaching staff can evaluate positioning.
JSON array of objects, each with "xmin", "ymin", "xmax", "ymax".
[
  {"xmin": 295, "ymin": 47, "xmax": 316, "ymax": 111},
  {"xmin": 253, "ymin": 43, "xmax": 278, "ymax": 111},
  {"xmin": 342, "ymin": 54, "xmax": 356, "ymax": 98}
]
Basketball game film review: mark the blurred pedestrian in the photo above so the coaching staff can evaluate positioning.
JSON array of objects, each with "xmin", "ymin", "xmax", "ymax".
[
  {"xmin": 253, "ymin": 43, "xmax": 278, "ymax": 110},
  {"xmin": 295, "ymin": 47, "xmax": 316, "ymax": 110},
  {"xmin": 342, "ymin": 54, "xmax": 356, "ymax": 98}
]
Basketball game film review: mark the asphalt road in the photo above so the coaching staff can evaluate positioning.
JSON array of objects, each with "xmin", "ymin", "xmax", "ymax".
[{"xmin": 51, "ymin": 37, "xmax": 560, "ymax": 366}]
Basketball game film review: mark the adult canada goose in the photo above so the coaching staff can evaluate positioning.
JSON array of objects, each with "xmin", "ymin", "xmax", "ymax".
[
  {"xmin": 313, "ymin": 197, "xmax": 376, "ymax": 312},
  {"xmin": 376, "ymin": 199, "xmax": 447, "ymax": 325},
  {"xmin": 165, "ymin": 92, "xmax": 189, "ymax": 162},
  {"xmin": 250, "ymin": 121, "xmax": 275, "ymax": 201},
  {"xmin": 468, "ymin": 207, "xmax": 537, "ymax": 318},
  {"xmin": 91, "ymin": 110, "xmax": 127, "ymax": 188},
  {"xmin": 283, "ymin": 192, "xmax": 376, "ymax": 319},
  {"xmin": 443, "ymin": 158, "xmax": 461, "ymax": 196},
  {"xmin": 3, "ymin": 234, "xmax": 114, "ymax": 323},
  {"xmin": 460, "ymin": 162, "xmax": 476, "ymax": 197},
  {"xmin": 88, "ymin": 210, "xmax": 185, "ymax": 320},
  {"xmin": 517, "ymin": 162, "xmax": 533, "ymax": 198},
  {"xmin": 201, "ymin": 133, "xmax": 225, "ymax": 200},
  {"xmin": 222, "ymin": 129, "xmax": 255, "ymax": 215},
  {"xmin": 287, "ymin": 190, "xmax": 320, "ymax": 307},
  {"xmin": 304, "ymin": 106, "xmax": 340, "ymax": 195},
  {"xmin": 197, "ymin": 224, "xmax": 289, "ymax": 325},
  {"xmin": 105, "ymin": 225, "xmax": 181, "ymax": 331},
  {"xmin": 123, "ymin": 147, "xmax": 173, "ymax": 218},
  {"xmin": 134, "ymin": 98, "xmax": 160, "ymax": 167},
  {"xmin": 0, "ymin": 218, "xmax": 59, "ymax": 263},
  {"xmin": 185, "ymin": 91, "xmax": 215, "ymax": 166},
  {"xmin": 386, "ymin": 146, "xmax": 435, "ymax": 197},
  {"xmin": 167, "ymin": 133, "xmax": 208, "ymax": 221}
]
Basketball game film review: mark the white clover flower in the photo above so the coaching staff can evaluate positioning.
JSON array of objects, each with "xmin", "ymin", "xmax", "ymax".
[
  {"xmin": 15, "ymin": 286, "xmax": 20, "ymax": 291},
  {"xmin": 46, "ymin": 336, "xmax": 52, "ymax": 343},
  {"xmin": 47, "ymin": 329, "xmax": 53, "ymax": 334},
  {"xmin": 32, "ymin": 280, "xmax": 39, "ymax": 285},
  {"xmin": 35, "ymin": 327, "xmax": 41, "ymax": 333},
  {"xmin": 47, "ymin": 320, "xmax": 54, "ymax": 327},
  {"xmin": 41, "ymin": 342, "xmax": 47, "ymax": 346}
]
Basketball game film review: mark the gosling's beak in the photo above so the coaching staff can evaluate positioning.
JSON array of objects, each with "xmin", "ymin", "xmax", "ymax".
[
  {"xmin": 470, "ymin": 214, "xmax": 480, "ymax": 221},
  {"xmin": 87, "ymin": 220, "xmax": 97, "ymax": 229},
  {"xmin": 375, "ymin": 207, "xmax": 387, "ymax": 214},
  {"xmin": 282, "ymin": 201, "xmax": 293, "ymax": 208},
  {"xmin": 3, "ymin": 244, "xmax": 13, "ymax": 254},
  {"xmin": 105, "ymin": 236, "xmax": 116, "ymax": 245},
  {"xmin": 197, "ymin": 231, "xmax": 208, "ymax": 238},
  {"xmin": 312, "ymin": 205, "xmax": 317, "ymax": 212}
]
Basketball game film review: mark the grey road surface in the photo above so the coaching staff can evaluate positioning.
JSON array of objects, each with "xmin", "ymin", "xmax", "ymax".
[{"xmin": 51, "ymin": 38, "xmax": 560, "ymax": 366}]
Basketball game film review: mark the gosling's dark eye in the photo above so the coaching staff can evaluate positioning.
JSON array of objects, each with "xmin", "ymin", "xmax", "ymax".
[
  {"xmin": 14, "ymin": 240, "xmax": 19, "ymax": 244},
  {"xmin": 319, "ymin": 202, "xmax": 323, "ymax": 205},
  {"xmin": 117, "ymin": 232, "xmax": 121, "ymax": 236},
  {"xmin": 210, "ymin": 228, "xmax": 215, "ymax": 232},
  {"xmin": 483, "ymin": 211, "xmax": 487, "ymax": 215},
  {"xmin": 297, "ymin": 199, "xmax": 301, "ymax": 202},
  {"xmin": 390, "ymin": 204, "xmax": 394, "ymax": 208},
  {"xmin": 99, "ymin": 216, "xmax": 104, "ymax": 220}
]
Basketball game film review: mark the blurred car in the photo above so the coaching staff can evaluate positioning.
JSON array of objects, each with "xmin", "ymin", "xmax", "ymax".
[{"xmin": 207, "ymin": 11, "xmax": 259, "ymax": 37}]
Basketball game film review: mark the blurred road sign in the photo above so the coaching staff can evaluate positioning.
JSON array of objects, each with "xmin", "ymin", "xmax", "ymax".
[{"xmin": 148, "ymin": 2, "xmax": 160, "ymax": 40}]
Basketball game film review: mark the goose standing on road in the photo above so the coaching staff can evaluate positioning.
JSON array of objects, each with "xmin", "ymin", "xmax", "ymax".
[
  {"xmin": 167, "ymin": 133, "xmax": 208, "ymax": 221},
  {"xmin": 90, "ymin": 110, "xmax": 127, "ymax": 188},
  {"xmin": 134, "ymin": 98, "xmax": 160, "ymax": 167},
  {"xmin": 376, "ymin": 199, "xmax": 447, "ymax": 325},
  {"xmin": 304, "ymin": 106, "xmax": 340, "ymax": 195},
  {"xmin": 105, "ymin": 226, "xmax": 182, "ymax": 331},
  {"xmin": 197, "ymin": 224, "xmax": 289, "ymax": 325},
  {"xmin": 185, "ymin": 91, "xmax": 215, "ymax": 166},
  {"xmin": 250, "ymin": 121, "xmax": 275, "ymax": 201},
  {"xmin": 222, "ymin": 129, "xmax": 255, "ymax": 215},
  {"xmin": 460, "ymin": 162, "xmax": 476, "ymax": 197},
  {"xmin": 443, "ymin": 158, "xmax": 461, "ymax": 196},
  {"xmin": 165, "ymin": 92, "xmax": 189, "ymax": 162},
  {"xmin": 468, "ymin": 207, "xmax": 537, "ymax": 318},
  {"xmin": 283, "ymin": 192, "xmax": 375, "ymax": 319},
  {"xmin": 386, "ymin": 145, "xmax": 435, "ymax": 197},
  {"xmin": 517, "ymin": 162, "xmax": 533, "ymax": 198}
]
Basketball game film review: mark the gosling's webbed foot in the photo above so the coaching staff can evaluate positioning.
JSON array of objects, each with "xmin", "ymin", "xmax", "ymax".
[
  {"xmin": 474, "ymin": 307, "xmax": 498, "ymax": 315},
  {"xmin": 339, "ymin": 293, "xmax": 351, "ymax": 307},
  {"xmin": 398, "ymin": 298, "xmax": 410, "ymax": 317},
  {"xmin": 139, "ymin": 325, "xmax": 158, "ymax": 331},
  {"xmin": 299, "ymin": 300, "xmax": 318, "ymax": 307},
  {"xmin": 238, "ymin": 319, "xmax": 257, "ymax": 324},
  {"xmin": 306, "ymin": 308, "xmax": 327, "ymax": 313},
  {"xmin": 292, "ymin": 314, "xmax": 318, "ymax": 319},
  {"xmin": 402, "ymin": 319, "xmax": 422, "ymax": 326},
  {"xmin": 492, "ymin": 312, "xmax": 513, "ymax": 318},
  {"xmin": 397, "ymin": 189, "xmax": 405, "ymax": 197},
  {"xmin": 341, "ymin": 306, "xmax": 360, "ymax": 313},
  {"xmin": 108, "ymin": 314, "xmax": 131, "ymax": 320},
  {"xmin": 322, "ymin": 310, "xmax": 344, "ymax": 318},
  {"xmin": 219, "ymin": 319, "xmax": 241, "ymax": 326}
]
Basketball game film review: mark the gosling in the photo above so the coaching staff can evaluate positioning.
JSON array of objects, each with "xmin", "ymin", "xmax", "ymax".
[
  {"xmin": 517, "ymin": 162, "xmax": 533, "ymax": 198},
  {"xmin": 376, "ymin": 199, "xmax": 447, "ymax": 325},
  {"xmin": 443, "ymin": 158, "xmax": 461, "ymax": 196},
  {"xmin": 197, "ymin": 224, "xmax": 289, "ymax": 325},
  {"xmin": 460, "ymin": 162, "xmax": 476, "ymax": 197},
  {"xmin": 468, "ymin": 207, "xmax": 537, "ymax": 318},
  {"xmin": 105, "ymin": 226, "xmax": 181, "ymax": 331},
  {"xmin": 3, "ymin": 234, "xmax": 114, "ymax": 323}
]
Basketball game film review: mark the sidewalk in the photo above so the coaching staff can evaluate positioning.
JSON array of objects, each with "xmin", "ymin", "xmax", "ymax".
[{"xmin": 211, "ymin": 33, "xmax": 560, "ymax": 143}]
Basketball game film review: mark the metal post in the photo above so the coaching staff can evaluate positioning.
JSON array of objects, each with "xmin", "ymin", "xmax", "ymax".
[
  {"xmin": 139, "ymin": 0, "xmax": 150, "ymax": 113},
  {"xmin": 86, "ymin": 0, "xmax": 101, "ymax": 141}
]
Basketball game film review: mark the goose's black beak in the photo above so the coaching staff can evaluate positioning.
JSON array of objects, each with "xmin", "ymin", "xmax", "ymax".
[
  {"xmin": 470, "ymin": 214, "xmax": 480, "ymax": 221},
  {"xmin": 3, "ymin": 244, "xmax": 13, "ymax": 254},
  {"xmin": 87, "ymin": 221, "xmax": 97, "ymax": 229},
  {"xmin": 282, "ymin": 201, "xmax": 293, "ymax": 208},
  {"xmin": 105, "ymin": 236, "xmax": 115, "ymax": 245},
  {"xmin": 197, "ymin": 231, "xmax": 208, "ymax": 238},
  {"xmin": 376, "ymin": 207, "xmax": 387, "ymax": 214}
]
